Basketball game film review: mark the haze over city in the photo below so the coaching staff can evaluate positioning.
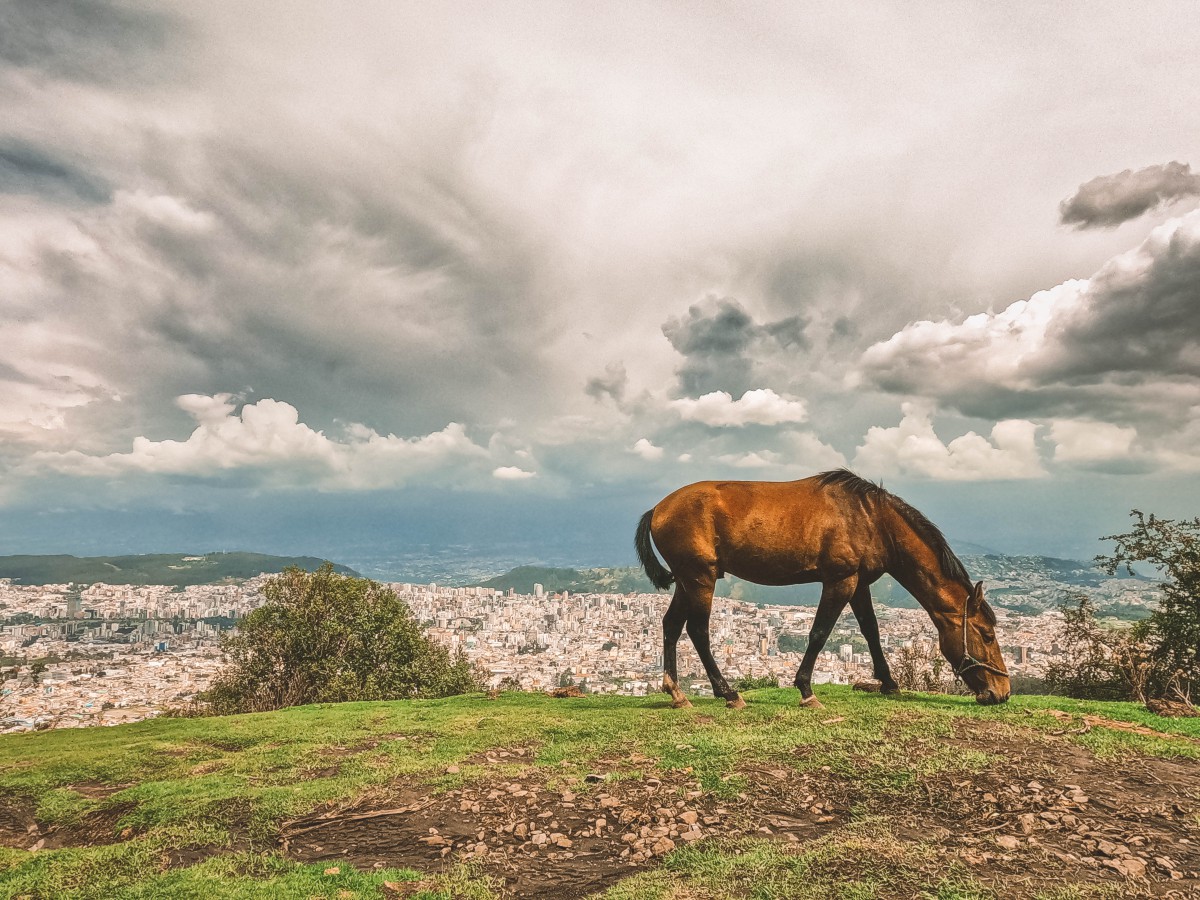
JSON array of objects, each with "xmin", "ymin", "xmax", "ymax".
[{"xmin": 3, "ymin": 2, "xmax": 1200, "ymax": 572}]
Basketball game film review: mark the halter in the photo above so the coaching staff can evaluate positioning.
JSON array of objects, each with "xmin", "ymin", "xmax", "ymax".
[{"xmin": 952, "ymin": 602, "xmax": 1008, "ymax": 680}]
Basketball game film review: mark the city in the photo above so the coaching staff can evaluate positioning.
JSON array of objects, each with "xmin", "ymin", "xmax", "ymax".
[{"xmin": 0, "ymin": 565, "xmax": 1158, "ymax": 732}]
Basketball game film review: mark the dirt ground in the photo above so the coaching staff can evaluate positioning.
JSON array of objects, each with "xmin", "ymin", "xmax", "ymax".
[
  {"xmin": 277, "ymin": 724, "xmax": 1200, "ymax": 899},
  {"xmin": 2, "ymin": 722, "xmax": 1197, "ymax": 898}
]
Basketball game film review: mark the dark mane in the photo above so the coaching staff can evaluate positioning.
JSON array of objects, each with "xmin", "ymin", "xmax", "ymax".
[{"xmin": 816, "ymin": 469, "xmax": 972, "ymax": 589}]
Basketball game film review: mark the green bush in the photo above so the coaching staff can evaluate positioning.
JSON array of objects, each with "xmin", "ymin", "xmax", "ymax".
[{"xmin": 201, "ymin": 564, "xmax": 480, "ymax": 713}]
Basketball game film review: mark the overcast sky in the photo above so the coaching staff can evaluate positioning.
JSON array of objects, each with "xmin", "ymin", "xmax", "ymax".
[{"xmin": 2, "ymin": 1, "xmax": 1199, "ymax": 565}]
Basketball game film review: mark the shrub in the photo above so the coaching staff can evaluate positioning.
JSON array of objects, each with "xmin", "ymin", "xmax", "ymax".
[
  {"xmin": 201, "ymin": 564, "xmax": 480, "ymax": 714},
  {"xmin": 1098, "ymin": 511, "xmax": 1200, "ymax": 704},
  {"xmin": 1044, "ymin": 595, "xmax": 1149, "ymax": 701}
]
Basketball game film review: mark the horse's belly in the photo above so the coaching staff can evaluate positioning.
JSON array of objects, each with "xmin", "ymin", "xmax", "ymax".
[{"xmin": 722, "ymin": 552, "xmax": 824, "ymax": 587}]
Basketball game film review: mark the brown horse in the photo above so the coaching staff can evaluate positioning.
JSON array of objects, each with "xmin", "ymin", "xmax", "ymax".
[{"xmin": 635, "ymin": 469, "xmax": 1010, "ymax": 710}]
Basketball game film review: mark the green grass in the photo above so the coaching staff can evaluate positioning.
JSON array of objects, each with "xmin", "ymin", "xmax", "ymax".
[{"xmin": 0, "ymin": 686, "xmax": 1195, "ymax": 898}]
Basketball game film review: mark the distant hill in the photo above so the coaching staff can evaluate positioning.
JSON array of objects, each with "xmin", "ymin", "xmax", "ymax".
[
  {"xmin": 474, "ymin": 554, "xmax": 1158, "ymax": 617},
  {"xmin": 0, "ymin": 553, "xmax": 359, "ymax": 586}
]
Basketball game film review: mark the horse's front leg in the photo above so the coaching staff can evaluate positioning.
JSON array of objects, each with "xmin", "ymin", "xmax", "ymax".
[
  {"xmin": 794, "ymin": 575, "xmax": 857, "ymax": 709},
  {"xmin": 661, "ymin": 589, "xmax": 691, "ymax": 708},
  {"xmin": 849, "ymin": 582, "xmax": 901, "ymax": 695}
]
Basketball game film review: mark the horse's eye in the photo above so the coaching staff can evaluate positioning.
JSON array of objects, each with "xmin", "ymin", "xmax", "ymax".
[{"xmin": 981, "ymin": 631, "xmax": 995, "ymax": 644}]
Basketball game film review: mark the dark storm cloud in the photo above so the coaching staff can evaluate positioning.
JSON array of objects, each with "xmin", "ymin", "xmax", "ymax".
[
  {"xmin": 0, "ymin": 0, "xmax": 180, "ymax": 84},
  {"xmin": 661, "ymin": 298, "xmax": 808, "ymax": 397},
  {"xmin": 7, "ymin": 128, "xmax": 564, "ymax": 446},
  {"xmin": 0, "ymin": 141, "xmax": 111, "ymax": 204},
  {"xmin": 585, "ymin": 362, "xmax": 628, "ymax": 403},
  {"xmin": 1059, "ymin": 162, "xmax": 1200, "ymax": 229},
  {"xmin": 858, "ymin": 211, "xmax": 1200, "ymax": 429}
]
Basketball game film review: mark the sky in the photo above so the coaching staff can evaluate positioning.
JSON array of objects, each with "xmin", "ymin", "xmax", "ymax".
[{"xmin": 2, "ymin": 1, "xmax": 1200, "ymax": 571}]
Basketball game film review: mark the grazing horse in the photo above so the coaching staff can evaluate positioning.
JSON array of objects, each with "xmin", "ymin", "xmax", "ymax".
[{"xmin": 635, "ymin": 469, "xmax": 1010, "ymax": 710}]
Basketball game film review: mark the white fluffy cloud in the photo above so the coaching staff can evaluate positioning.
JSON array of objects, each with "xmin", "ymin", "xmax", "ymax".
[
  {"xmin": 1049, "ymin": 419, "xmax": 1138, "ymax": 465},
  {"xmin": 492, "ymin": 466, "xmax": 536, "ymax": 481},
  {"xmin": 670, "ymin": 389, "xmax": 808, "ymax": 427},
  {"xmin": 31, "ymin": 394, "xmax": 501, "ymax": 490},
  {"xmin": 852, "ymin": 403, "xmax": 1044, "ymax": 481},
  {"xmin": 630, "ymin": 438, "xmax": 665, "ymax": 461}
]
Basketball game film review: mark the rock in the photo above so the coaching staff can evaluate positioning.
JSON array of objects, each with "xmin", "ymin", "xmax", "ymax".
[
  {"xmin": 1017, "ymin": 813, "xmax": 1037, "ymax": 835},
  {"xmin": 679, "ymin": 810, "xmax": 699, "ymax": 825},
  {"xmin": 680, "ymin": 828, "xmax": 703, "ymax": 842},
  {"xmin": 585, "ymin": 773, "xmax": 605, "ymax": 783},
  {"xmin": 995, "ymin": 835, "xmax": 1020, "ymax": 851},
  {"xmin": 324, "ymin": 867, "xmax": 340, "ymax": 875},
  {"xmin": 554, "ymin": 835, "xmax": 573, "ymax": 849},
  {"xmin": 514, "ymin": 823, "xmax": 528, "ymax": 838},
  {"xmin": 651, "ymin": 837, "xmax": 676, "ymax": 856},
  {"xmin": 595, "ymin": 817, "xmax": 608, "ymax": 830},
  {"xmin": 445, "ymin": 765, "xmax": 460, "ymax": 774}
]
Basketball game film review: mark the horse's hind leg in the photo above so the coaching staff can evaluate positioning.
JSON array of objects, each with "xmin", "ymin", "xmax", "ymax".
[
  {"xmin": 849, "ymin": 581, "xmax": 900, "ymax": 695},
  {"xmin": 794, "ymin": 574, "xmax": 857, "ymax": 709},
  {"xmin": 661, "ymin": 588, "xmax": 691, "ymax": 708},
  {"xmin": 682, "ymin": 576, "xmax": 745, "ymax": 709}
]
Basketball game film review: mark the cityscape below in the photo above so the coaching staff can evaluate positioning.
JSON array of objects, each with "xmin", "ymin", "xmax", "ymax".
[{"xmin": 0, "ymin": 551, "xmax": 1158, "ymax": 733}]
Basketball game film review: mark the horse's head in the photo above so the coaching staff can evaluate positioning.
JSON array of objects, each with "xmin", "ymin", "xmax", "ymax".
[{"xmin": 940, "ymin": 581, "xmax": 1010, "ymax": 705}]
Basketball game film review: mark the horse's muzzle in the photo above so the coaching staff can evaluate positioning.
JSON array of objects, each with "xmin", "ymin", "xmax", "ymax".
[{"xmin": 975, "ymin": 689, "xmax": 1010, "ymax": 705}]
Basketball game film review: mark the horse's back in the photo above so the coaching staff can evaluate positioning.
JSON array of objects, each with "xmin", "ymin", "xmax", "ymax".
[{"xmin": 651, "ymin": 477, "xmax": 882, "ymax": 585}]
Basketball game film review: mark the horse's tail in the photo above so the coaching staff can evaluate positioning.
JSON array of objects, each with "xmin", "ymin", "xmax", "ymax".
[{"xmin": 635, "ymin": 509, "xmax": 674, "ymax": 590}]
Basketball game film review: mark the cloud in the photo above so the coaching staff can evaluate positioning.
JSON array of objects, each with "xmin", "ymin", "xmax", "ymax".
[
  {"xmin": 31, "ymin": 394, "xmax": 498, "ymax": 490},
  {"xmin": 857, "ymin": 210, "xmax": 1200, "ymax": 428},
  {"xmin": 585, "ymin": 362, "xmax": 628, "ymax": 403},
  {"xmin": 716, "ymin": 450, "xmax": 780, "ymax": 468},
  {"xmin": 0, "ymin": 141, "xmax": 111, "ymax": 205},
  {"xmin": 492, "ymin": 465, "xmax": 536, "ymax": 480},
  {"xmin": 852, "ymin": 403, "xmax": 1044, "ymax": 481},
  {"xmin": 1047, "ymin": 418, "xmax": 1152, "ymax": 474},
  {"xmin": 670, "ymin": 389, "xmax": 808, "ymax": 427},
  {"xmin": 630, "ymin": 438, "xmax": 664, "ymax": 461},
  {"xmin": 0, "ymin": 0, "xmax": 181, "ymax": 85},
  {"xmin": 1060, "ymin": 161, "xmax": 1200, "ymax": 229},
  {"xmin": 662, "ymin": 298, "xmax": 807, "ymax": 397}
]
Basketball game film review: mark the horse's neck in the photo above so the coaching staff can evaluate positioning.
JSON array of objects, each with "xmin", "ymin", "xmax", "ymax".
[{"xmin": 882, "ymin": 510, "xmax": 963, "ymax": 623}]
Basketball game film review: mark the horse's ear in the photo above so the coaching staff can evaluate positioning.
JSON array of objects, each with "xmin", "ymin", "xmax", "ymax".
[{"xmin": 969, "ymin": 581, "xmax": 985, "ymax": 611}]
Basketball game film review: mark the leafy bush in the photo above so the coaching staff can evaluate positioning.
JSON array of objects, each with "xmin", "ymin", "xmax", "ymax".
[
  {"xmin": 1098, "ymin": 511, "xmax": 1200, "ymax": 703},
  {"xmin": 201, "ymin": 564, "xmax": 480, "ymax": 714},
  {"xmin": 1044, "ymin": 595, "xmax": 1148, "ymax": 701}
]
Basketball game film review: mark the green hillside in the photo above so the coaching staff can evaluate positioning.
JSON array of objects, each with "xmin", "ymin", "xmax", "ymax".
[
  {"xmin": 0, "ymin": 688, "xmax": 1196, "ymax": 898},
  {"xmin": 0, "ymin": 553, "xmax": 359, "ymax": 586}
]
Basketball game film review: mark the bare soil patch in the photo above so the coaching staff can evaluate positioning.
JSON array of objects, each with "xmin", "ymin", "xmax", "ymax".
[
  {"xmin": 281, "ymin": 752, "xmax": 850, "ymax": 898},
  {"xmin": 890, "ymin": 720, "xmax": 1200, "ymax": 898},
  {"xmin": 0, "ymin": 796, "xmax": 138, "ymax": 852}
]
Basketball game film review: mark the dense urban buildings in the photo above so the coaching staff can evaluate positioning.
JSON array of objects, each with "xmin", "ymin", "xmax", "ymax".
[{"xmin": 0, "ymin": 566, "xmax": 1156, "ymax": 732}]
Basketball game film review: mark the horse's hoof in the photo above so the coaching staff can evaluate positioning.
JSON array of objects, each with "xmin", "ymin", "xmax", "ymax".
[
  {"xmin": 672, "ymin": 697, "xmax": 693, "ymax": 709},
  {"xmin": 726, "ymin": 695, "xmax": 746, "ymax": 710},
  {"xmin": 881, "ymin": 687, "xmax": 903, "ymax": 697},
  {"xmin": 799, "ymin": 696, "xmax": 824, "ymax": 710}
]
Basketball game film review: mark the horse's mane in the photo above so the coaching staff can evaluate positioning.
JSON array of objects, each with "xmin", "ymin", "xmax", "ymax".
[{"xmin": 816, "ymin": 469, "xmax": 972, "ymax": 589}]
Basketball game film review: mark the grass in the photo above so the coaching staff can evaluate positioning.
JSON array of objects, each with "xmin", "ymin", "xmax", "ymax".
[{"xmin": 0, "ymin": 686, "xmax": 1195, "ymax": 898}]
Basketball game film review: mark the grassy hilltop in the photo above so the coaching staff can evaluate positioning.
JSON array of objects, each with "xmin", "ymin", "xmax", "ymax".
[{"xmin": 0, "ymin": 689, "xmax": 1197, "ymax": 899}]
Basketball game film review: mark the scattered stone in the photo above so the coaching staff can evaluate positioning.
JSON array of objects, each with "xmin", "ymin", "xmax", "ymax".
[
  {"xmin": 651, "ymin": 837, "xmax": 675, "ymax": 856},
  {"xmin": 995, "ymin": 835, "xmax": 1020, "ymax": 851}
]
